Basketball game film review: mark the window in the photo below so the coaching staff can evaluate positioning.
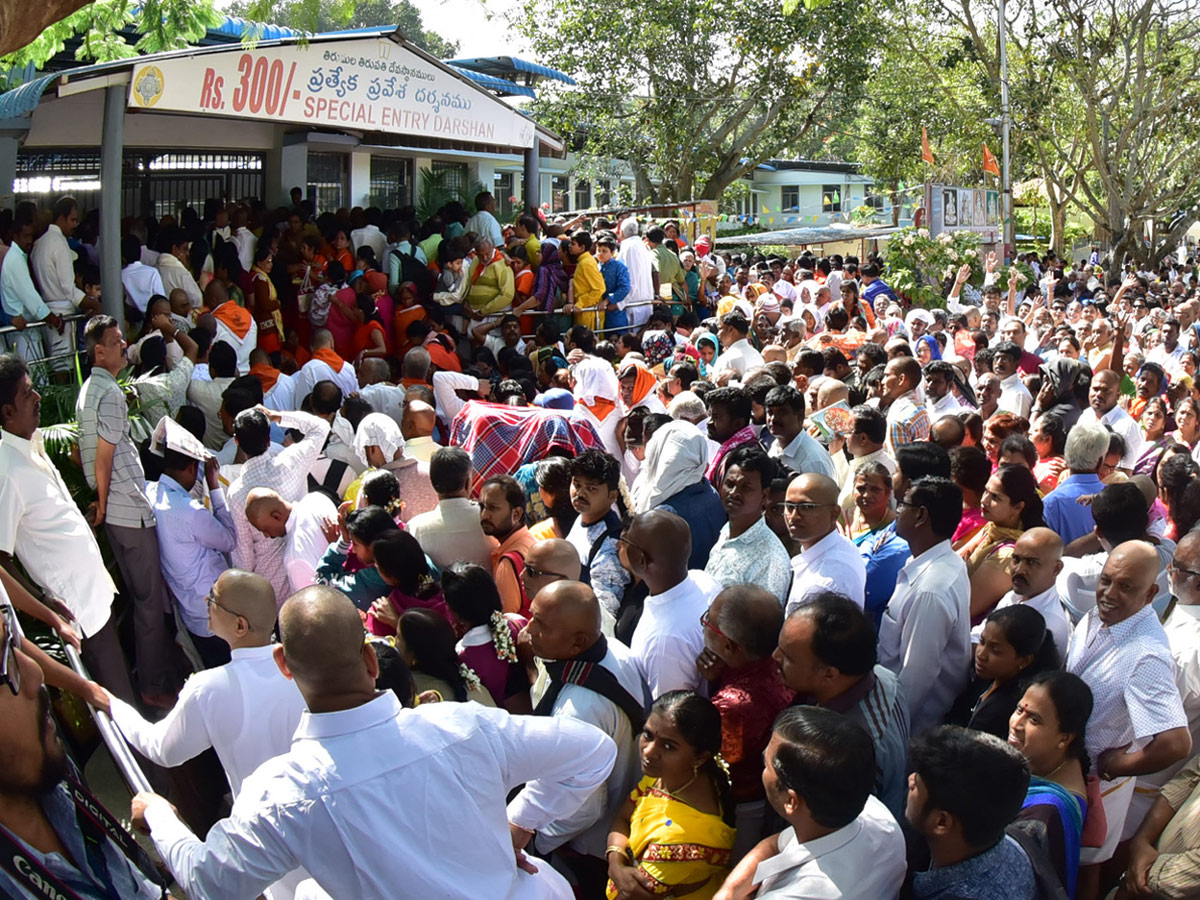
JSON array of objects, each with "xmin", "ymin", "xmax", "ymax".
[
  {"xmin": 494, "ymin": 172, "xmax": 515, "ymax": 219},
  {"xmin": 574, "ymin": 179, "xmax": 591, "ymax": 210},
  {"xmin": 780, "ymin": 185, "xmax": 800, "ymax": 211},
  {"xmin": 865, "ymin": 191, "xmax": 886, "ymax": 210},
  {"xmin": 370, "ymin": 157, "xmax": 411, "ymax": 210},
  {"xmin": 551, "ymin": 175, "xmax": 570, "ymax": 212},
  {"xmin": 307, "ymin": 152, "xmax": 347, "ymax": 214},
  {"xmin": 822, "ymin": 184, "xmax": 844, "ymax": 213},
  {"xmin": 432, "ymin": 160, "xmax": 468, "ymax": 198},
  {"xmin": 597, "ymin": 179, "xmax": 613, "ymax": 208}
]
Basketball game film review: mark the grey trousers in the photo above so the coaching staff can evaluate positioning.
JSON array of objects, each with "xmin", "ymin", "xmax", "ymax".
[
  {"xmin": 104, "ymin": 522, "xmax": 177, "ymax": 696},
  {"xmin": 80, "ymin": 616, "xmax": 136, "ymax": 704}
]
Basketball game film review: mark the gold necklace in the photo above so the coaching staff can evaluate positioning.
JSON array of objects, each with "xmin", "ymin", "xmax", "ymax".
[
  {"xmin": 656, "ymin": 772, "xmax": 699, "ymax": 801},
  {"xmin": 1042, "ymin": 758, "xmax": 1069, "ymax": 780}
]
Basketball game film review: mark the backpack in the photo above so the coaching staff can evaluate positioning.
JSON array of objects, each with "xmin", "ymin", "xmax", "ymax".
[
  {"xmin": 389, "ymin": 246, "xmax": 433, "ymax": 303},
  {"xmin": 580, "ymin": 509, "xmax": 625, "ymax": 588}
]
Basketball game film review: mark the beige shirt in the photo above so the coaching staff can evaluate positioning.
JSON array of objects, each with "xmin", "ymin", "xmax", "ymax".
[
  {"xmin": 1150, "ymin": 753, "xmax": 1200, "ymax": 899},
  {"xmin": 406, "ymin": 497, "xmax": 496, "ymax": 571}
]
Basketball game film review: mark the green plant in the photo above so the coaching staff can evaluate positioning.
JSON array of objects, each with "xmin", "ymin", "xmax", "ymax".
[
  {"xmin": 416, "ymin": 168, "xmax": 490, "ymax": 222},
  {"xmin": 883, "ymin": 227, "xmax": 982, "ymax": 309},
  {"xmin": 851, "ymin": 204, "xmax": 880, "ymax": 225}
]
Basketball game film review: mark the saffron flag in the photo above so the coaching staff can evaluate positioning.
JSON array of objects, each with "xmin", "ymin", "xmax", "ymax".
[
  {"xmin": 983, "ymin": 143, "xmax": 1000, "ymax": 176},
  {"xmin": 921, "ymin": 127, "xmax": 934, "ymax": 165}
]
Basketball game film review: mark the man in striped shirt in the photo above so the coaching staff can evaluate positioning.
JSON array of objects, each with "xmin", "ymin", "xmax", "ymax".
[
  {"xmin": 880, "ymin": 356, "xmax": 929, "ymax": 456},
  {"xmin": 774, "ymin": 591, "xmax": 910, "ymax": 819}
]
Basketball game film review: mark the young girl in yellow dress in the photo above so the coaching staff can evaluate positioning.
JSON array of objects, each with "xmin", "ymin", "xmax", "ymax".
[{"xmin": 605, "ymin": 691, "xmax": 736, "ymax": 899}]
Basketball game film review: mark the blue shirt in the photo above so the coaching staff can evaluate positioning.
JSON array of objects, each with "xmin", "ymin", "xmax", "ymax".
[
  {"xmin": 862, "ymin": 278, "xmax": 898, "ymax": 308},
  {"xmin": 0, "ymin": 783, "xmax": 162, "ymax": 899},
  {"xmin": 913, "ymin": 835, "xmax": 1035, "ymax": 900},
  {"xmin": 855, "ymin": 520, "xmax": 911, "ymax": 628},
  {"xmin": 145, "ymin": 474, "xmax": 236, "ymax": 637},
  {"xmin": 659, "ymin": 480, "xmax": 727, "ymax": 570},
  {"xmin": 600, "ymin": 257, "xmax": 632, "ymax": 309},
  {"xmin": 1042, "ymin": 472, "xmax": 1102, "ymax": 545}
]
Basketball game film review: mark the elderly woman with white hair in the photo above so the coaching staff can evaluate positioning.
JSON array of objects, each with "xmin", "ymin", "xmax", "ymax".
[{"xmin": 344, "ymin": 413, "xmax": 438, "ymax": 522}]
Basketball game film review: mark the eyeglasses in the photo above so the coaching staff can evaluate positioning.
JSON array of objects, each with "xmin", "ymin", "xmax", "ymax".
[
  {"xmin": 895, "ymin": 498, "xmax": 924, "ymax": 511},
  {"xmin": 206, "ymin": 589, "xmax": 253, "ymax": 631},
  {"xmin": 782, "ymin": 501, "xmax": 834, "ymax": 514},
  {"xmin": 523, "ymin": 563, "xmax": 568, "ymax": 581},
  {"xmin": 700, "ymin": 608, "xmax": 729, "ymax": 641},
  {"xmin": 1169, "ymin": 561, "xmax": 1200, "ymax": 582},
  {"xmin": 0, "ymin": 605, "xmax": 21, "ymax": 696},
  {"xmin": 616, "ymin": 535, "xmax": 650, "ymax": 561}
]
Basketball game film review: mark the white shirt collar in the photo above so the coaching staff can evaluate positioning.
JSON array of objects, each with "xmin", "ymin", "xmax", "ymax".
[
  {"xmin": 799, "ymin": 528, "xmax": 842, "ymax": 562},
  {"xmin": 230, "ymin": 644, "xmax": 280, "ymax": 661},
  {"xmin": 753, "ymin": 818, "xmax": 865, "ymax": 887},
  {"xmin": 456, "ymin": 623, "xmax": 492, "ymax": 652},
  {"xmin": 1171, "ymin": 602, "xmax": 1200, "ymax": 622},
  {"xmin": 294, "ymin": 691, "xmax": 401, "ymax": 741},
  {"xmin": 647, "ymin": 577, "xmax": 699, "ymax": 608}
]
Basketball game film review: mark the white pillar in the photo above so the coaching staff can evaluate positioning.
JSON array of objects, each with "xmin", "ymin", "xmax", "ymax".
[
  {"xmin": 100, "ymin": 86, "xmax": 125, "ymax": 326},
  {"xmin": 350, "ymin": 149, "xmax": 372, "ymax": 208}
]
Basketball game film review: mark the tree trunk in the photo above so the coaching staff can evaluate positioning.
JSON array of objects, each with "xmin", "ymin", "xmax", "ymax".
[
  {"xmin": 0, "ymin": 0, "xmax": 91, "ymax": 58},
  {"xmin": 1048, "ymin": 198, "xmax": 1068, "ymax": 258}
]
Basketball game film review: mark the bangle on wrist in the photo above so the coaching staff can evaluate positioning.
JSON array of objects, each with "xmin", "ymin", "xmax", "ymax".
[{"xmin": 606, "ymin": 845, "xmax": 630, "ymax": 860}]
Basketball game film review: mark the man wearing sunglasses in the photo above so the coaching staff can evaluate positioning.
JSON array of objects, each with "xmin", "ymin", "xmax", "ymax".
[{"xmin": 0, "ymin": 595, "xmax": 166, "ymax": 899}]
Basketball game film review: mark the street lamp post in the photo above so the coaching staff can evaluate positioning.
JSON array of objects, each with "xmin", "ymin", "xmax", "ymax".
[{"xmin": 999, "ymin": 0, "xmax": 1013, "ymax": 262}]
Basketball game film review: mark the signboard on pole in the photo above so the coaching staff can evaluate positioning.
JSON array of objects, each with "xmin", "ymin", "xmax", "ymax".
[
  {"xmin": 925, "ymin": 183, "xmax": 1000, "ymax": 241},
  {"xmin": 128, "ymin": 37, "xmax": 536, "ymax": 149}
]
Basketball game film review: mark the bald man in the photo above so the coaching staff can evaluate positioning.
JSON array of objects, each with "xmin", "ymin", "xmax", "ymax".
[
  {"xmin": 973, "ymin": 527, "xmax": 1070, "ymax": 657},
  {"xmin": 1066, "ymin": 541, "xmax": 1192, "ymax": 880},
  {"xmin": 133, "ymin": 585, "xmax": 617, "ymax": 900},
  {"xmin": 401, "ymin": 399, "xmax": 441, "ymax": 463},
  {"xmin": 784, "ymin": 473, "xmax": 867, "ymax": 614},
  {"xmin": 522, "ymin": 539, "xmax": 583, "ymax": 605},
  {"xmin": 245, "ymin": 487, "xmax": 338, "ymax": 594},
  {"xmin": 699, "ymin": 585, "xmax": 794, "ymax": 859},
  {"xmin": 525, "ymin": 581, "xmax": 647, "ymax": 872},
  {"xmin": 881, "ymin": 356, "xmax": 930, "ymax": 456},
  {"xmin": 294, "ymin": 327, "xmax": 359, "ymax": 407},
  {"xmin": 626, "ymin": 509, "xmax": 719, "ymax": 697},
  {"xmin": 1078, "ymin": 368, "xmax": 1144, "ymax": 471}
]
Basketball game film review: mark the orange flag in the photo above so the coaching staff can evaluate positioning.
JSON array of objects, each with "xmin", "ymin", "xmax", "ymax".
[
  {"xmin": 921, "ymin": 127, "xmax": 934, "ymax": 165},
  {"xmin": 983, "ymin": 143, "xmax": 1000, "ymax": 176}
]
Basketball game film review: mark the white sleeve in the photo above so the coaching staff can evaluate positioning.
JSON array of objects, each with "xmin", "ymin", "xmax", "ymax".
[
  {"xmin": 432, "ymin": 370, "xmax": 480, "ymax": 423},
  {"xmin": 110, "ymin": 679, "xmax": 212, "ymax": 767},
  {"xmin": 895, "ymin": 591, "xmax": 956, "ymax": 715},
  {"xmin": 493, "ymin": 710, "xmax": 617, "ymax": 834}
]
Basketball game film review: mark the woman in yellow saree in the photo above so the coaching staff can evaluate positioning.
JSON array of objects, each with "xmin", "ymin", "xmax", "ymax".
[{"xmin": 606, "ymin": 691, "xmax": 736, "ymax": 899}]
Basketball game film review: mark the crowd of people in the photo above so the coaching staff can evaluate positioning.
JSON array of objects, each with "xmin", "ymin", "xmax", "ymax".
[{"xmin": 0, "ymin": 190, "xmax": 1199, "ymax": 900}]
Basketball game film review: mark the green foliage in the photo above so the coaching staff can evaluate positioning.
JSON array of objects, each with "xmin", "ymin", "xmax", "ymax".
[
  {"xmin": 415, "ymin": 167, "xmax": 487, "ymax": 222},
  {"xmin": 516, "ymin": 0, "xmax": 880, "ymax": 204},
  {"xmin": 884, "ymin": 227, "xmax": 982, "ymax": 308},
  {"xmin": 1, "ymin": 0, "xmax": 222, "ymax": 69},
  {"xmin": 228, "ymin": 0, "xmax": 458, "ymax": 57}
]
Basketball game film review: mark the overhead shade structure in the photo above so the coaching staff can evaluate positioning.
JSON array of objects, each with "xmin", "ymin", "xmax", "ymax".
[{"xmin": 715, "ymin": 222, "xmax": 903, "ymax": 247}]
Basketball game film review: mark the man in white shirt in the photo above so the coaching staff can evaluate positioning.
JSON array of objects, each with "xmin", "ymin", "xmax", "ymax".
[
  {"xmin": 230, "ymin": 207, "xmax": 258, "ymax": 272},
  {"xmin": 712, "ymin": 310, "xmax": 764, "ymax": 381},
  {"xmin": 356, "ymin": 357, "xmax": 405, "ymax": 425},
  {"xmin": 120, "ymin": 234, "xmax": 165, "ymax": 317},
  {"xmin": 464, "ymin": 192, "xmax": 506, "ymax": 247},
  {"xmin": 132, "ymin": 585, "xmax": 617, "ymax": 900},
  {"xmin": 155, "ymin": 226, "xmax": 203, "ymax": 308},
  {"xmin": 248, "ymin": 349, "xmax": 297, "ymax": 412},
  {"xmin": 993, "ymin": 341, "xmax": 1033, "ymax": 419},
  {"xmin": 625, "ymin": 510, "xmax": 717, "ymax": 698},
  {"xmin": 618, "ymin": 217, "xmax": 655, "ymax": 329},
  {"xmin": 1066, "ymin": 540, "xmax": 1191, "ymax": 871},
  {"xmin": 30, "ymin": 197, "xmax": 96, "ymax": 370},
  {"xmin": 784, "ymin": 473, "xmax": 867, "ymax": 613},
  {"xmin": 974, "ymin": 527, "xmax": 1070, "ymax": 658},
  {"xmin": 1078, "ymin": 369, "xmax": 1143, "ymax": 471},
  {"xmin": 1125, "ymin": 530, "xmax": 1200, "ymax": 840},
  {"xmin": 350, "ymin": 210, "xmax": 387, "ymax": 262},
  {"xmin": 406, "ymin": 446, "xmax": 495, "ymax": 570},
  {"xmin": 765, "ymin": 385, "xmax": 836, "ymax": 479},
  {"xmin": 293, "ymin": 329, "xmax": 359, "ymax": 407},
  {"xmin": 719, "ymin": 706, "xmax": 906, "ymax": 900},
  {"xmin": 878, "ymin": 476, "xmax": 971, "ymax": 735},
  {"xmin": 526, "ymin": 581, "xmax": 647, "ymax": 869},
  {"xmin": 0, "ymin": 354, "xmax": 130, "ymax": 698},
  {"xmin": 401, "ymin": 400, "xmax": 441, "ymax": 463},
  {"xmin": 245, "ymin": 488, "xmax": 338, "ymax": 594},
  {"xmin": 98, "ymin": 569, "xmax": 311, "ymax": 898},
  {"xmin": 923, "ymin": 361, "xmax": 963, "ymax": 420}
]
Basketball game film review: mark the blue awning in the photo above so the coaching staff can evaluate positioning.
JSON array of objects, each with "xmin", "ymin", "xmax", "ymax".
[{"xmin": 444, "ymin": 56, "xmax": 575, "ymax": 85}]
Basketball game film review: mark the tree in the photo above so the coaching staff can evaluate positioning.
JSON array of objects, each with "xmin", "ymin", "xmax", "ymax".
[
  {"xmin": 228, "ymin": 0, "xmax": 458, "ymax": 59},
  {"xmin": 938, "ymin": 0, "xmax": 1200, "ymax": 265},
  {"xmin": 515, "ymin": 0, "xmax": 879, "ymax": 203},
  {"xmin": 0, "ymin": 0, "xmax": 221, "ymax": 69}
]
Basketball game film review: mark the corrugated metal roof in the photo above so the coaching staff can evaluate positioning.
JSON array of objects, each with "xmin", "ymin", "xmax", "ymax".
[
  {"xmin": 715, "ymin": 223, "xmax": 901, "ymax": 247},
  {"xmin": 450, "ymin": 67, "xmax": 536, "ymax": 98},
  {"xmin": 0, "ymin": 72, "xmax": 58, "ymax": 119},
  {"xmin": 445, "ymin": 56, "xmax": 575, "ymax": 85},
  {"xmin": 204, "ymin": 14, "xmax": 302, "ymax": 41}
]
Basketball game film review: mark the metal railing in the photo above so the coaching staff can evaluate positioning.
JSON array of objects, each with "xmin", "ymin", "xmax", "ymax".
[{"xmin": 0, "ymin": 313, "xmax": 88, "ymax": 384}]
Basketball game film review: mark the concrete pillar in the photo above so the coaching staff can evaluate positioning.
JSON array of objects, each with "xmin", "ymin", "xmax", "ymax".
[
  {"xmin": 279, "ymin": 136, "xmax": 308, "ymax": 205},
  {"xmin": 523, "ymin": 144, "xmax": 539, "ymax": 214},
  {"xmin": 0, "ymin": 130, "xmax": 20, "ymax": 211},
  {"xmin": 349, "ymin": 149, "xmax": 372, "ymax": 207},
  {"xmin": 100, "ymin": 86, "xmax": 124, "ymax": 326}
]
